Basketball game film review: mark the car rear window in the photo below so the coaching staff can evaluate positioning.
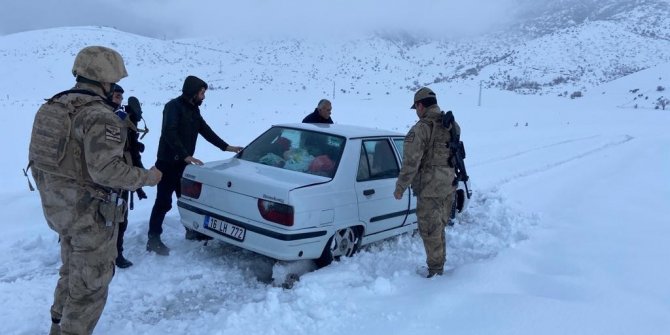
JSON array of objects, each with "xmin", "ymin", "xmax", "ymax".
[{"xmin": 239, "ymin": 126, "xmax": 345, "ymax": 178}]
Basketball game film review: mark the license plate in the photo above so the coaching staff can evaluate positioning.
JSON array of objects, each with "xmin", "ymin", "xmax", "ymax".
[{"xmin": 205, "ymin": 216, "xmax": 246, "ymax": 241}]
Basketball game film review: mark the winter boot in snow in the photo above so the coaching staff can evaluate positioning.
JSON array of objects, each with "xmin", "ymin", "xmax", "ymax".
[
  {"xmin": 426, "ymin": 269, "xmax": 444, "ymax": 278},
  {"xmin": 115, "ymin": 254, "xmax": 133, "ymax": 268},
  {"xmin": 49, "ymin": 318, "xmax": 60, "ymax": 335},
  {"xmin": 146, "ymin": 234, "xmax": 170, "ymax": 256}
]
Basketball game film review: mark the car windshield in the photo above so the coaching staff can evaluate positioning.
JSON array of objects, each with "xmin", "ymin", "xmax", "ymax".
[{"xmin": 238, "ymin": 126, "xmax": 345, "ymax": 178}]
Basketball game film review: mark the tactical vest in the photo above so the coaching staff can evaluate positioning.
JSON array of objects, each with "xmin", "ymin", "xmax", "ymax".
[
  {"xmin": 410, "ymin": 112, "xmax": 457, "ymax": 198},
  {"xmin": 28, "ymin": 90, "xmax": 102, "ymax": 181},
  {"xmin": 419, "ymin": 117, "xmax": 453, "ymax": 169}
]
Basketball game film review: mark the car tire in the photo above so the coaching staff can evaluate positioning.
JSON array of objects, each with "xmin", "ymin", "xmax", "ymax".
[{"xmin": 314, "ymin": 226, "xmax": 361, "ymax": 269}]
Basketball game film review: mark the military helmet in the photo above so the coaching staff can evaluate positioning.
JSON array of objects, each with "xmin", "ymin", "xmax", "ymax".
[{"xmin": 72, "ymin": 46, "xmax": 128, "ymax": 83}]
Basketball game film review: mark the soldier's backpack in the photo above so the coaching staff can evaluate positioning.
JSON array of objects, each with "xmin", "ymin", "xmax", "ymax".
[{"xmin": 24, "ymin": 89, "xmax": 102, "ymax": 189}]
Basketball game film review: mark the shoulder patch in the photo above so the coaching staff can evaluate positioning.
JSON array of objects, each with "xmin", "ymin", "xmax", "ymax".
[
  {"xmin": 105, "ymin": 124, "xmax": 122, "ymax": 143},
  {"xmin": 405, "ymin": 131, "xmax": 415, "ymax": 143}
]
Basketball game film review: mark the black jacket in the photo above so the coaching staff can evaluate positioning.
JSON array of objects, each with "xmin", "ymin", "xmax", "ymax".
[
  {"xmin": 156, "ymin": 96, "xmax": 229, "ymax": 162},
  {"xmin": 302, "ymin": 108, "xmax": 333, "ymax": 124}
]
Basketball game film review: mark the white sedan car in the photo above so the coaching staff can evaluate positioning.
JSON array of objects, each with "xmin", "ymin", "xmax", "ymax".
[{"xmin": 177, "ymin": 123, "xmax": 471, "ymax": 266}]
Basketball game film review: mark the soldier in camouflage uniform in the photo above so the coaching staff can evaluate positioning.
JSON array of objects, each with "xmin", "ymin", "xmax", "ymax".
[
  {"xmin": 29, "ymin": 46, "xmax": 162, "ymax": 335},
  {"xmin": 394, "ymin": 87, "xmax": 460, "ymax": 278}
]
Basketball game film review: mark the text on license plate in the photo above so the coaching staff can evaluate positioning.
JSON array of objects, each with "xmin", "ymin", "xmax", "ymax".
[{"xmin": 205, "ymin": 216, "xmax": 246, "ymax": 241}]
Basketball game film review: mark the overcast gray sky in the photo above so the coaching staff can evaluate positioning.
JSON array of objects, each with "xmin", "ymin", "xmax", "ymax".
[{"xmin": 1, "ymin": 0, "xmax": 523, "ymax": 39}]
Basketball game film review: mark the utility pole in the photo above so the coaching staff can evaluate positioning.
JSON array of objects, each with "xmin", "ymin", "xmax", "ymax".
[
  {"xmin": 478, "ymin": 80, "xmax": 483, "ymax": 107},
  {"xmin": 332, "ymin": 81, "xmax": 336, "ymax": 100}
]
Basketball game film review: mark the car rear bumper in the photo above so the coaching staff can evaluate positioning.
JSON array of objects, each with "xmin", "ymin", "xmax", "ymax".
[{"xmin": 177, "ymin": 200, "xmax": 329, "ymax": 260}]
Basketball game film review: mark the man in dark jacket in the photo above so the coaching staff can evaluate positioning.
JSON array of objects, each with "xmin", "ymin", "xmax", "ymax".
[
  {"xmin": 147, "ymin": 75, "xmax": 243, "ymax": 255},
  {"xmin": 302, "ymin": 99, "xmax": 333, "ymax": 124}
]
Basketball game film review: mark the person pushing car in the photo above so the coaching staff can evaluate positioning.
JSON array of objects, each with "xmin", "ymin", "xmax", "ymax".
[{"xmin": 147, "ymin": 75, "xmax": 243, "ymax": 256}]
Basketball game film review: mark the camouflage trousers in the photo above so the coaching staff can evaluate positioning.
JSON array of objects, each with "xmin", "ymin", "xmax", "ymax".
[
  {"xmin": 34, "ymin": 170, "xmax": 117, "ymax": 335},
  {"xmin": 416, "ymin": 194, "xmax": 454, "ymax": 274}
]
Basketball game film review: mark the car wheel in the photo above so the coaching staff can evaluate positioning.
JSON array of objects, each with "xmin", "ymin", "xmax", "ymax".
[{"xmin": 314, "ymin": 226, "xmax": 361, "ymax": 268}]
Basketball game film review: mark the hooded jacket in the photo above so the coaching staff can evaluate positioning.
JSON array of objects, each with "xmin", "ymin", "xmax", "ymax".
[{"xmin": 156, "ymin": 76, "xmax": 229, "ymax": 162}]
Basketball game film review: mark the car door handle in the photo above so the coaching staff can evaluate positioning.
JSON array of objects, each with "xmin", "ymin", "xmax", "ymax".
[{"xmin": 363, "ymin": 189, "xmax": 375, "ymax": 196}]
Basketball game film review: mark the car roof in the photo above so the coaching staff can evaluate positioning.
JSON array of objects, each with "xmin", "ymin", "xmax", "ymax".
[{"xmin": 272, "ymin": 123, "xmax": 404, "ymax": 139}]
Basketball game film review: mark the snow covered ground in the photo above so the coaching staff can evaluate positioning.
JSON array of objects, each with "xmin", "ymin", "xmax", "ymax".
[{"xmin": 1, "ymin": 27, "xmax": 669, "ymax": 334}]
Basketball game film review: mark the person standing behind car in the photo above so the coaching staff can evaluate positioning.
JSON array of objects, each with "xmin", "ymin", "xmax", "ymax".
[
  {"xmin": 393, "ymin": 87, "xmax": 460, "ymax": 279},
  {"xmin": 111, "ymin": 87, "xmax": 148, "ymax": 268},
  {"xmin": 147, "ymin": 75, "xmax": 243, "ymax": 256},
  {"xmin": 302, "ymin": 99, "xmax": 333, "ymax": 124},
  {"xmin": 29, "ymin": 46, "xmax": 162, "ymax": 335}
]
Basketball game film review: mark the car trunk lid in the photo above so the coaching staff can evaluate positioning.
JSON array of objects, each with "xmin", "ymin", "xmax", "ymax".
[{"xmin": 183, "ymin": 158, "xmax": 329, "ymax": 216}]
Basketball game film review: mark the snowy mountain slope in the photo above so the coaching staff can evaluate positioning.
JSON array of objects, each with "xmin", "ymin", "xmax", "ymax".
[
  {"xmin": 510, "ymin": 0, "xmax": 669, "ymax": 38},
  {"xmin": 475, "ymin": 0, "xmax": 670, "ymax": 93},
  {"xmin": 2, "ymin": 1, "xmax": 669, "ymax": 103},
  {"xmin": 482, "ymin": 20, "xmax": 670, "ymax": 93},
  {"xmin": 584, "ymin": 62, "xmax": 670, "ymax": 110}
]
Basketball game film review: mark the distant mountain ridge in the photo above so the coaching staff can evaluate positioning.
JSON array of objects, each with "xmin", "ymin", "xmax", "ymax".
[
  {"xmin": 420, "ymin": 0, "xmax": 670, "ymax": 94},
  {"xmin": 510, "ymin": 0, "xmax": 668, "ymax": 38},
  {"xmin": 1, "ymin": 0, "xmax": 668, "ymax": 101}
]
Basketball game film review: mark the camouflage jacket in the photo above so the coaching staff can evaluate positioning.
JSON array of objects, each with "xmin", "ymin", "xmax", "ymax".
[
  {"xmin": 35, "ymin": 83, "xmax": 150, "ymax": 191},
  {"xmin": 395, "ymin": 105, "xmax": 460, "ymax": 198}
]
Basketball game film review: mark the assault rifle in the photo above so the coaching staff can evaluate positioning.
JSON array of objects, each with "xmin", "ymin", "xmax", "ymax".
[{"xmin": 442, "ymin": 111, "xmax": 471, "ymax": 200}]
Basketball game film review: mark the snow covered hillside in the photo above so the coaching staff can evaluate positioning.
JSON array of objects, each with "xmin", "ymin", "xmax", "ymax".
[
  {"xmin": 483, "ymin": 0, "xmax": 670, "ymax": 93},
  {"xmin": 2, "ymin": 1, "xmax": 670, "ymax": 106},
  {"xmin": 1, "ymin": 13, "xmax": 670, "ymax": 335}
]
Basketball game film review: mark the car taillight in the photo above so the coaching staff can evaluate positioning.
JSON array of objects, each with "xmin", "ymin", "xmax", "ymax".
[
  {"xmin": 181, "ymin": 178, "xmax": 202, "ymax": 199},
  {"xmin": 257, "ymin": 199, "xmax": 294, "ymax": 226}
]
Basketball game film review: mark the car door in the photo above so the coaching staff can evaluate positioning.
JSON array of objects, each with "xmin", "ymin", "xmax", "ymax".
[
  {"xmin": 355, "ymin": 138, "xmax": 411, "ymax": 236},
  {"xmin": 392, "ymin": 136, "xmax": 417, "ymax": 221}
]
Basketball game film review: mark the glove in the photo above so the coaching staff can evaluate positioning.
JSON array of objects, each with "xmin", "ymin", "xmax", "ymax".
[
  {"xmin": 136, "ymin": 142, "xmax": 145, "ymax": 153},
  {"xmin": 136, "ymin": 188, "xmax": 147, "ymax": 200}
]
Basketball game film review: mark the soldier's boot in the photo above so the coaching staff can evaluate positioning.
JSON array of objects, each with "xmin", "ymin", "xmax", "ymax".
[
  {"xmin": 146, "ymin": 234, "xmax": 170, "ymax": 256},
  {"xmin": 115, "ymin": 254, "xmax": 134, "ymax": 268},
  {"xmin": 426, "ymin": 269, "xmax": 444, "ymax": 278},
  {"xmin": 49, "ymin": 318, "xmax": 61, "ymax": 335},
  {"xmin": 185, "ymin": 228, "xmax": 213, "ymax": 241}
]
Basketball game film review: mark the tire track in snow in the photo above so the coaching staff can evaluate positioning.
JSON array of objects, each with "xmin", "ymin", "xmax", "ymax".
[
  {"xmin": 495, "ymin": 134, "xmax": 634, "ymax": 186},
  {"xmin": 471, "ymin": 134, "xmax": 601, "ymax": 167}
]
